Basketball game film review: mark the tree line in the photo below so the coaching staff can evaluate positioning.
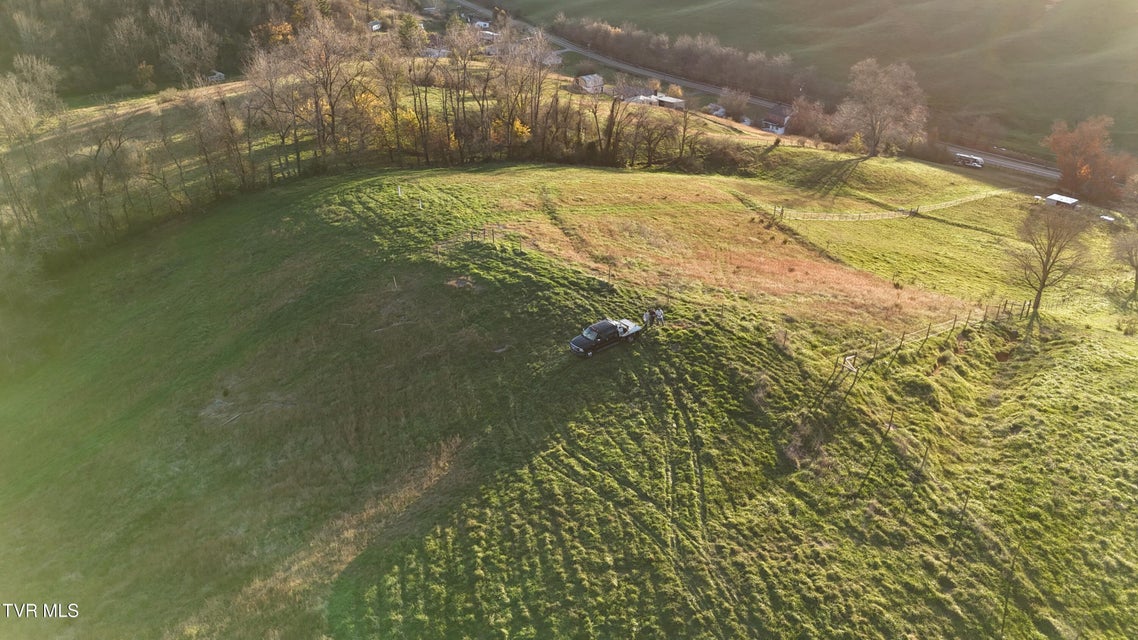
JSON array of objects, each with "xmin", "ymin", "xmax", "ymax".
[
  {"xmin": 1, "ymin": 2, "xmax": 1133, "ymax": 314},
  {"xmin": 0, "ymin": 0, "xmax": 372, "ymax": 94},
  {"xmin": 550, "ymin": 14, "xmax": 825, "ymax": 105},
  {"xmin": 0, "ymin": 14, "xmax": 757, "ymax": 279}
]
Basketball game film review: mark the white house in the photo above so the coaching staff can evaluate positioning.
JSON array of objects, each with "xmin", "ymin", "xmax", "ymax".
[
  {"xmin": 760, "ymin": 104, "xmax": 795, "ymax": 135},
  {"xmin": 474, "ymin": 20, "xmax": 492, "ymax": 29},
  {"xmin": 574, "ymin": 74, "xmax": 605, "ymax": 94}
]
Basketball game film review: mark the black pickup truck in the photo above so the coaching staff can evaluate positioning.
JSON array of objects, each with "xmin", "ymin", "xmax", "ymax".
[{"xmin": 568, "ymin": 318, "xmax": 643, "ymax": 357}]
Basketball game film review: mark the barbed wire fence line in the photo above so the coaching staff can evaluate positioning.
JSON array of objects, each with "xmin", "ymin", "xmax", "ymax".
[{"xmin": 747, "ymin": 188, "xmax": 1020, "ymax": 222}]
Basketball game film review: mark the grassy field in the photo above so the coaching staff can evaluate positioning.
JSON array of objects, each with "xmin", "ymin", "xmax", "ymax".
[
  {"xmin": 505, "ymin": 0, "xmax": 1138, "ymax": 152},
  {"xmin": 2, "ymin": 157, "xmax": 1137, "ymax": 638}
]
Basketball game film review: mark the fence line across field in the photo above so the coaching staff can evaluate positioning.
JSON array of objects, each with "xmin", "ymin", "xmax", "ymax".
[{"xmin": 776, "ymin": 188, "xmax": 1017, "ymax": 221}]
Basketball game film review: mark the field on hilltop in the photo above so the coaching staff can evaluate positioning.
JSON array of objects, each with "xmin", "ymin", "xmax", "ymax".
[
  {"xmin": 2, "ymin": 152, "xmax": 1137, "ymax": 639},
  {"xmin": 502, "ymin": 0, "xmax": 1138, "ymax": 151}
]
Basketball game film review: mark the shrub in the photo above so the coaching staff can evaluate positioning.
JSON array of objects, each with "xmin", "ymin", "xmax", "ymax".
[{"xmin": 156, "ymin": 88, "xmax": 180, "ymax": 104}]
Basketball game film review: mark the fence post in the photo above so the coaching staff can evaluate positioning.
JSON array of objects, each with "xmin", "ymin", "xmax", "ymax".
[
  {"xmin": 855, "ymin": 413, "xmax": 894, "ymax": 499},
  {"xmin": 999, "ymin": 544, "xmax": 1022, "ymax": 638},
  {"xmin": 951, "ymin": 314, "xmax": 958, "ymax": 333},
  {"xmin": 904, "ymin": 441, "xmax": 932, "ymax": 511},
  {"xmin": 964, "ymin": 308, "xmax": 972, "ymax": 328},
  {"xmin": 920, "ymin": 321, "xmax": 932, "ymax": 350},
  {"xmin": 886, "ymin": 332, "xmax": 906, "ymax": 370},
  {"xmin": 945, "ymin": 491, "xmax": 972, "ymax": 574}
]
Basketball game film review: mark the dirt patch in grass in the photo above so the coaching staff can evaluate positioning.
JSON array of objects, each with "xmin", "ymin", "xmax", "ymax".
[{"xmin": 505, "ymin": 205, "xmax": 960, "ymax": 332}]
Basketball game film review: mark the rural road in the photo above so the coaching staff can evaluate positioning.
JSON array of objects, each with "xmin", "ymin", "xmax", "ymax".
[
  {"xmin": 449, "ymin": 0, "xmax": 781, "ymax": 111},
  {"xmin": 451, "ymin": 0, "xmax": 1060, "ymax": 180},
  {"xmin": 945, "ymin": 145, "xmax": 1060, "ymax": 180}
]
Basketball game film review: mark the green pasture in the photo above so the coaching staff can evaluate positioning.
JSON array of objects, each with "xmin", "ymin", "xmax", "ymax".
[{"xmin": 1, "ymin": 160, "xmax": 1136, "ymax": 638}]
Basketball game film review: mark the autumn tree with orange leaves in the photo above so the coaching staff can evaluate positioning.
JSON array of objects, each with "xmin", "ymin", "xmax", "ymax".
[{"xmin": 1043, "ymin": 116, "xmax": 1135, "ymax": 204}]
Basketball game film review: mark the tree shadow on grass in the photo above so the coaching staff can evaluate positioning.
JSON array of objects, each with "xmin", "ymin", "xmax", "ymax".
[{"xmin": 801, "ymin": 156, "xmax": 867, "ymax": 198}]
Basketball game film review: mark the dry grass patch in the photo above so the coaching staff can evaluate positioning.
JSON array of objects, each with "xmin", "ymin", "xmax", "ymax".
[{"xmin": 506, "ymin": 197, "xmax": 960, "ymax": 332}]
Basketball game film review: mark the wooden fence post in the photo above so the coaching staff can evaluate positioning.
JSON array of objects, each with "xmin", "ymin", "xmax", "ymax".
[
  {"xmin": 945, "ymin": 491, "xmax": 972, "ymax": 573},
  {"xmin": 904, "ymin": 441, "xmax": 932, "ymax": 511},
  {"xmin": 855, "ymin": 413, "xmax": 894, "ymax": 498},
  {"xmin": 886, "ymin": 332, "xmax": 906, "ymax": 370},
  {"xmin": 999, "ymin": 544, "xmax": 1022, "ymax": 638}
]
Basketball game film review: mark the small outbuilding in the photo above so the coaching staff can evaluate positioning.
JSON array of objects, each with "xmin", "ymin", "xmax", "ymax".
[
  {"xmin": 574, "ymin": 74, "xmax": 605, "ymax": 94},
  {"xmin": 655, "ymin": 95, "xmax": 686, "ymax": 110},
  {"xmin": 625, "ymin": 95, "xmax": 658, "ymax": 106},
  {"xmin": 1046, "ymin": 194, "xmax": 1079, "ymax": 208}
]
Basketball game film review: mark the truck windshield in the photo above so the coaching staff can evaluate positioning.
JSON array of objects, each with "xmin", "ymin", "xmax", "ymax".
[{"xmin": 582, "ymin": 327, "xmax": 599, "ymax": 340}]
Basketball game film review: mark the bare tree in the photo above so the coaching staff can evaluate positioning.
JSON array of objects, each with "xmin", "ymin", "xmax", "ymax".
[
  {"xmin": 834, "ymin": 58, "xmax": 927, "ymax": 157},
  {"xmin": 1112, "ymin": 231, "xmax": 1138, "ymax": 303},
  {"xmin": 103, "ymin": 15, "xmax": 153, "ymax": 85},
  {"xmin": 290, "ymin": 16, "xmax": 365, "ymax": 159},
  {"xmin": 0, "ymin": 55, "xmax": 61, "ymax": 242},
  {"xmin": 83, "ymin": 103, "xmax": 138, "ymax": 234},
  {"xmin": 245, "ymin": 46, "xmax": 304, "ymax": 179},
  {"xmin": 150, "ymin": 3, "xmax": 220, "ymax": 87},
  {"xmin": 1012, "ymin": 206, "xmax": 1091, "ymax": 332},
  {"xmin": 719, "ymin": 88, "xmax": 750, "ymax": 120}
]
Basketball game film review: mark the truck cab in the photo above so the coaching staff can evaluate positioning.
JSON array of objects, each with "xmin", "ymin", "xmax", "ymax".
[{"xmin": 569, "ymin": 319, "xmax": 642, "ymax": 356}]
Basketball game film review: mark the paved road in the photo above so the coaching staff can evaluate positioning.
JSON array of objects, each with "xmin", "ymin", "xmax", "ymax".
[
  {"xmin": 450, "ymin": 0, "xmax": 781, "ymax": 111},
  {"xmin": 452, "ymin": 0, "xmax": 1061, "ymax": 180},
  {"xmin": 946, "ymin": 145, "xmax": 1060, "ymax": 180}
]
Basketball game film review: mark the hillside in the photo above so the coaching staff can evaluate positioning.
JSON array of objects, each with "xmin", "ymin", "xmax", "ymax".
[
  {"xmin": 1, "ymin": 161, "xmax": 1136, "ymax": 638},
  {"xmin": 503, "ymin": 0, "xmax": 1138, "ymax": 151}
]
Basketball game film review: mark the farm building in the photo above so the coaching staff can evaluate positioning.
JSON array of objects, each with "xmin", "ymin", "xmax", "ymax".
[
  {"xmin": 760, "ymin": 104, "xmax": 795, "ymax": 134},
  {"xmin": 625, "ymin": 95, "xmax": 658, "ymax": 106},
  {"xmin": 574, "ymin": 74, "xmax": 605, "ymax": 94},
  {"xmin": 655, "ymin": 95, "xmax": 686, "ymax": 110},
  {"xmin": 1046, "ymin": 194, "xmax": 1079, "ymax": 208}
]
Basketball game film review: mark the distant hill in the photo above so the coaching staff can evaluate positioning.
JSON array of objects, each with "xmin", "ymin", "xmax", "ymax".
[{"xmin": 504, "ymin": 0, "xmax": 1138, "ymax": 151}]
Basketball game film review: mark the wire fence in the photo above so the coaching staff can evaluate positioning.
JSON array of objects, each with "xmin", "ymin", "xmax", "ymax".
[{"xmin": 774, "ymin": 188, "xmax": 1018, "ymax": 221}]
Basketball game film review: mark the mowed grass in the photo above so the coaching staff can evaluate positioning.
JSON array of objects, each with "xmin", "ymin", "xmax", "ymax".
[
  {"xmin": 1, "ymin": 159, "xmax": 1136, "ymax": 638},
  {"xmin": 512, "ymin": 0, "xmax": 1138, "ymax": 151}
]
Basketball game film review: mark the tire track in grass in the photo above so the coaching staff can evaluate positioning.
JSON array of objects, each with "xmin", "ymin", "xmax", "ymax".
[
  {"xmin": 544, "ymin": 434, "xmax": 751, "ymax": 637},
  {"xmin": 560, "ymin": 394, "xmax": 753, "ymax": 633},
  {"xmin": 531, "ymin": 451, "xmax": 721, "ymax": 635}
]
